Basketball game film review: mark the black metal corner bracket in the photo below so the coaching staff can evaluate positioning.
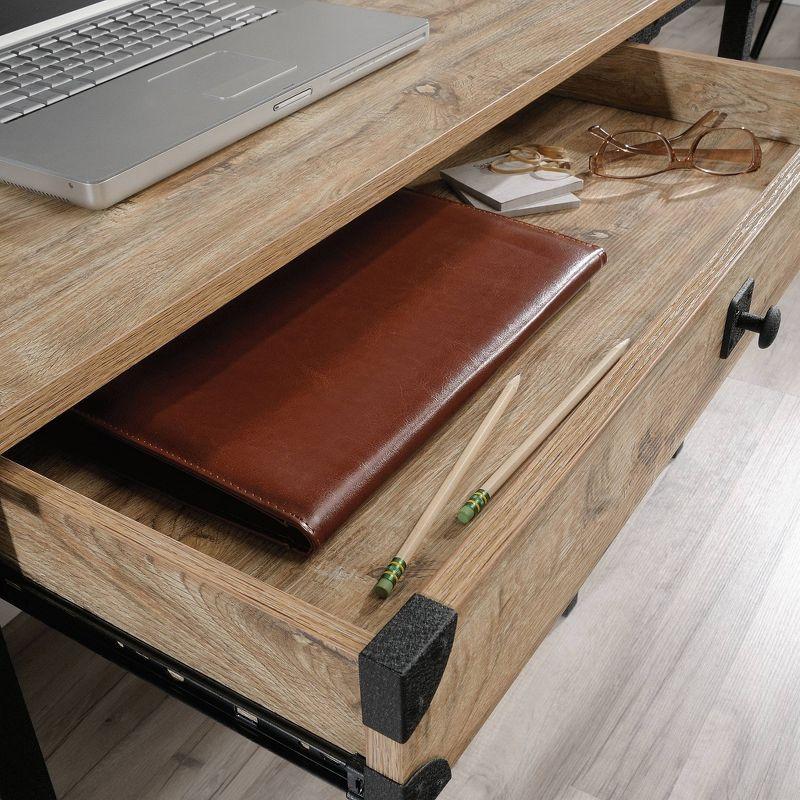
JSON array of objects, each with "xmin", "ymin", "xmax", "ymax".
[
  {"xmin": 359, "ymin": 594, "xmax": 457, "ymax": 744},
  {"xmin": 362, "ymin": 759, "xmax": 452, "ymax": 800}
]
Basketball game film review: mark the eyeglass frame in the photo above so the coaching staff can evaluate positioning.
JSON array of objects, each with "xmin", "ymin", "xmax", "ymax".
[
  {"xmin": 587, "ymin": 110, "xmax": 762, "ymax": 179},
  {"xmin": 489, "ymin": 144, "xmax": 572, "ymax": 174}
]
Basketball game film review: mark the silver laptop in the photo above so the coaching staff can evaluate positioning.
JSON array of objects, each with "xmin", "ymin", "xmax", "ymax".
[{"xmin": 0, "ymin": 0, "xmax": 428, "ymax": 209}]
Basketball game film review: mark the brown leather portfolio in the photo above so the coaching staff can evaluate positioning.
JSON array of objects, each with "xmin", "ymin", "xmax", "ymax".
[{"xmin": 74, "ymin": 190, "xmax": 605, "ymax": 552}]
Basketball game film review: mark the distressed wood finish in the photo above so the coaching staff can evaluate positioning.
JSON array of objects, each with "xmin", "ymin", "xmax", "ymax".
[
  {"xmin": 2, "ymin": 45, "xmax": 800, "ymax": 784},
  {"xmin": 0, "ymin": 459, "xmax": 369, "ymax": 752},
  {"xmin": 10, "ymin": 95, "xmax": 795, "ymax": 635},
  {"xmin": 0, "ymin": 0, "xmax": 686, "ymax": 456},
  {"xmin": 557, "ymin": 43, "xmax": 800, "ymax": 145},
  {"xmin": 368, "ymin": 148, "xmax": 800, "ymax": 782}
]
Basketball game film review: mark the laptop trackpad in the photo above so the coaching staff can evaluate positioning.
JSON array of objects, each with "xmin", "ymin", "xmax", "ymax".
[{"xmin": 151, "ymin": 51, "xmax": 298, "ymax": 100}]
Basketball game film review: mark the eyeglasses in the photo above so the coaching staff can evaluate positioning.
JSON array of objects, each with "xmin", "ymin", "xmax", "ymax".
[
  {"xmin": 588, "ymin": 110, "xmax": 761, "ymax": 179},
  {"xmin": 489, "ymin": 144, "xmax": 572, "ymax": 174}
]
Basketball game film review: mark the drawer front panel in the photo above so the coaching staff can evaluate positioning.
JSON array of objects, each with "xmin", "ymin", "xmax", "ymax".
[
  {"xmin": 0, "ymin": 460, "xmax": 367, "ymax": 752},
  {"xmin": 369, "ymin": 150, "xmax": 800, "ymax": 782}
]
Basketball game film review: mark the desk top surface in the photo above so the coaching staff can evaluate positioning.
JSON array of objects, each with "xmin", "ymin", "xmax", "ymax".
[{"xmin": 0, "ymin": 0, "xmax": 681, "ymax": 453}]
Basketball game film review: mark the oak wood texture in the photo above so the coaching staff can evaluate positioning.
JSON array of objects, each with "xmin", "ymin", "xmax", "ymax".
[
  {"xmin": 0, "ymin": 0, "xmax": 687, "ymax": 457},
  {"xmin": 0, "ymin": 459, "xmax": 369, "ymax": 752},
  {"xmin": 10, "ymin": 80, "xmax": 795, "ymax": 628},
  {"xmin": 463, "ymin": 341, "xmax": 628, "ymax": 503},
  {"xmin": 7, "ymin": 339, "xmax": 800, "ymax": 800},
  {"xmin": 2, "ymin": 46, "xmax": 799, "ymax": 782},
  {"xmin": 445, "ymin": 371, "xmax": 800, "ymax": 800},
  {"xmin": 368, "ymin": 147, "xmax": 800, "ymax": 782},
  {"xmin": 557, "ymin": 42, "xmax": 800, "ymax": 145}
]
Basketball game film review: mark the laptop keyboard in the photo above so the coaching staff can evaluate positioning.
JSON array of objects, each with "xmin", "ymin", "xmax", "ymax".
[{"xmin": 0, "ymin": 1, "xmax": 277, "ymax": 124}]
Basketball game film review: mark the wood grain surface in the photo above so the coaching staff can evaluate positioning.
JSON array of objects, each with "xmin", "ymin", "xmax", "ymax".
[
  {"xmin": 10, "ymin": 94, "xmax": 795, "ymax": 636},
  {"xmin": 368, "ymin": 153, "xmax": 800, "ymax": 780},
  {"xmin": 3, "ymin": 48, "xmax": 799, "ymax": 777},
  {"xmin": 557, "ymin": 43, "xmax": 800, "ymax": 145},
  {"xmin": 0, "ymin": 458, "xmax": 368, "ymax": 752},
  {"xmin": 7, "ymin": 345, "xmax": 800, "ymax": 799},
  {"xmin": 0, "ymin": 0, "xmax": 687, "ymax": 455}
]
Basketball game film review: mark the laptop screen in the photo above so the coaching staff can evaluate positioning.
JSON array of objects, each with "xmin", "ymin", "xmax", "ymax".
[{"xmin": 1, "ymin": 1, "xmax": 111, "ymax": 37}]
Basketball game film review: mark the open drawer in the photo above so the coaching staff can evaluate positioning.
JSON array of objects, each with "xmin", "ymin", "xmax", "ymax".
[{"xmin": 2, "ymin": 44, "xmax": 800, "ymax": 797}]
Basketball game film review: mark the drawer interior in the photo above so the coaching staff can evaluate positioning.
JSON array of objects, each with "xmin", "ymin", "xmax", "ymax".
[{"xmin": 7, "ymin": 72, "xmax": 799, "ymax": 638}]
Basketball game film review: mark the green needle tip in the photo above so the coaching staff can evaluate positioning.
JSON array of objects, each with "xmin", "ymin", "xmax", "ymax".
[
  {"xmin": 457, "ymin": 504, "xmax": 476, "ymax": 524},
  {"xmin": 373, "ymin": 577, "xmax": 395, "ymax": 599}
]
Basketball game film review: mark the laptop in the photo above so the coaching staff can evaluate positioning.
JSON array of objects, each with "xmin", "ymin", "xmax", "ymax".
[{"xmin": 0, "ymin": 0, "xmax": 428, "ymax": 209}]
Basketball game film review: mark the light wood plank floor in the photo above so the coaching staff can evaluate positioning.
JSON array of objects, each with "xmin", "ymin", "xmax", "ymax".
[{"xmin": 5, "ymin": 11, "xmax": 800, "ymax": 800}]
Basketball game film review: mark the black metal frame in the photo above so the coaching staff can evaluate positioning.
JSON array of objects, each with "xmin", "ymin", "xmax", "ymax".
[
  {"xmin": 0, "ymin": 620, "xmax": 56, "ymax": 800},
  {"xmin": 751, "ymin": 0, "xmax": 782, "ymax": 59},
  {"xmin": 0, "ymin": 564, "xmax": 366, "ymax": 800}
]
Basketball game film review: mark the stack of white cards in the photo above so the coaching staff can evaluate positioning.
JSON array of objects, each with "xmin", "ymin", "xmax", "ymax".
[{"xmin": 441, "ymin": 154, "xmax": 582, "ymax": 217}]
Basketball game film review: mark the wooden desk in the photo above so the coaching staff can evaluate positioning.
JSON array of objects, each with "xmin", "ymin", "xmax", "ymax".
[
  {"xmin": 0, "ymin": 0, "xmax": 687, "ymax": 455},
  {"xmin": 2, "ymin": 1, "xmax": 800, "ymax": 797}
]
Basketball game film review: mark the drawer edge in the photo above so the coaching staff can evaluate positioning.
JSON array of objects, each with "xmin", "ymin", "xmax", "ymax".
[{"xmin": 0, "ymin": 456, "xmax": 368, "ymax": 752}]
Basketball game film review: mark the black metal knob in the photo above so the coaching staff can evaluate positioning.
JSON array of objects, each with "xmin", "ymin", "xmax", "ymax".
[{"xmin": 738, "ymin": 306, "xmax": 781, "ymax": 349}]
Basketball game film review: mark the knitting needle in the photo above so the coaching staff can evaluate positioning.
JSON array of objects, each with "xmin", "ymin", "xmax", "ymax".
[
  {"xmin": 373, "ymin": 373, "xmax": 521, "ymax": 599},
  {"xmin": 457, "ymin": 339, "xmax": 630, "ymax": 524}
]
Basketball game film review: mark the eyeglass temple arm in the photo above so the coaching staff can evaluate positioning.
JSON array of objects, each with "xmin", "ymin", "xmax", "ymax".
[
  {"xmin": 668, "ymin": 110, "xmax": 728, "ymax": 143},
  {"xmin": 589, "ymin": 111, "xmax": 728, "ymax": 150}
]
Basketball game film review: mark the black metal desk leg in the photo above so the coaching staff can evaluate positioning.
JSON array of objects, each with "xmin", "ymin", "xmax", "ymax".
[
  {"xmin": 751, "ymin": 0, "xmax": 782, "ymax": 59},
  {"xmin": 0, "ymin": 624, "xmax": 56, "ymax": 800},
  {"xmin": 719, "ymin": 0, "xmax": 759, "ymax": 59}
]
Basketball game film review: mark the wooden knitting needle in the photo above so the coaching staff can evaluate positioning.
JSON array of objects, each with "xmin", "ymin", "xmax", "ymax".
[
  {"xmin": 373, "ymin": 373, "xmax": 521, "ymax": 599},
  {"xmin": 457, "ymin": 339, "xmax": 630, "ymax": 524}
]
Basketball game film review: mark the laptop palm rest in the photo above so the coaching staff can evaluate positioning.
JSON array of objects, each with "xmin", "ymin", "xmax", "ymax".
[{"xmin": 150, "ymin": 51, "xmax": 298, "ymax": 101}]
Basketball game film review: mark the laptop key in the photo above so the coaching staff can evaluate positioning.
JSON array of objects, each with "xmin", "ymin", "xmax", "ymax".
[
  {"xmin": 49, "ymin": 72, "xmax": 74, "ymax": 87},
  {"xmin": 58, "ymin": 78, "xmax": 94, "ymax": 96},
  {"xmin": 218, "ymin": 5, "xmax": 254, "ymax": 19},
  {"xmin": 79, "ymin": 51, "xmax": 107, "ymax": 64},
  {"xmin": 30, "ymin": 54, "xmax": 60, "ymax": 67},
  {"xmin": 23, "ymin": 81, "xmax": 53, "ymax": 96},
  {"xmin": 6, "ymin": 98, "xmax": 46, "ymax": 114},
  {"xmin": 64, "ymin": 65, "xmax": 93, "ymax": 79},
  {"xmin": 42, "ymin": 41, "xmax": 73, "ymax": 53},
  {"xmin": 9, "ymin": 74, "xmax": 39, "ymax": 88},
  {"xmin": 36, "ymin": 89, "xmax": 69, "ymax": 105},
  {"xmin": 58, "ymin": 58, "xmax": 84, "ymax": 71},
  {"xmin": 33, "ymin": 66, "xmax": 62, "ymax": 80},
  {"xmin": 0, "ymin": 108, "xmax": 22, "ymax": 123},
  {"xmin": 205, "ymin": 22, "xmax": 232, "ymax": 35},
  {"xmin": 183, "ymin": 30, "xmax": 213, "ymax": 44},
  {"xmin": 0, "ymin": 91, "xmax": 27, "ymax": 108},
  {"xmin": 15, "ymin": 62, "xmax": 39, "ymax": 75}
]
